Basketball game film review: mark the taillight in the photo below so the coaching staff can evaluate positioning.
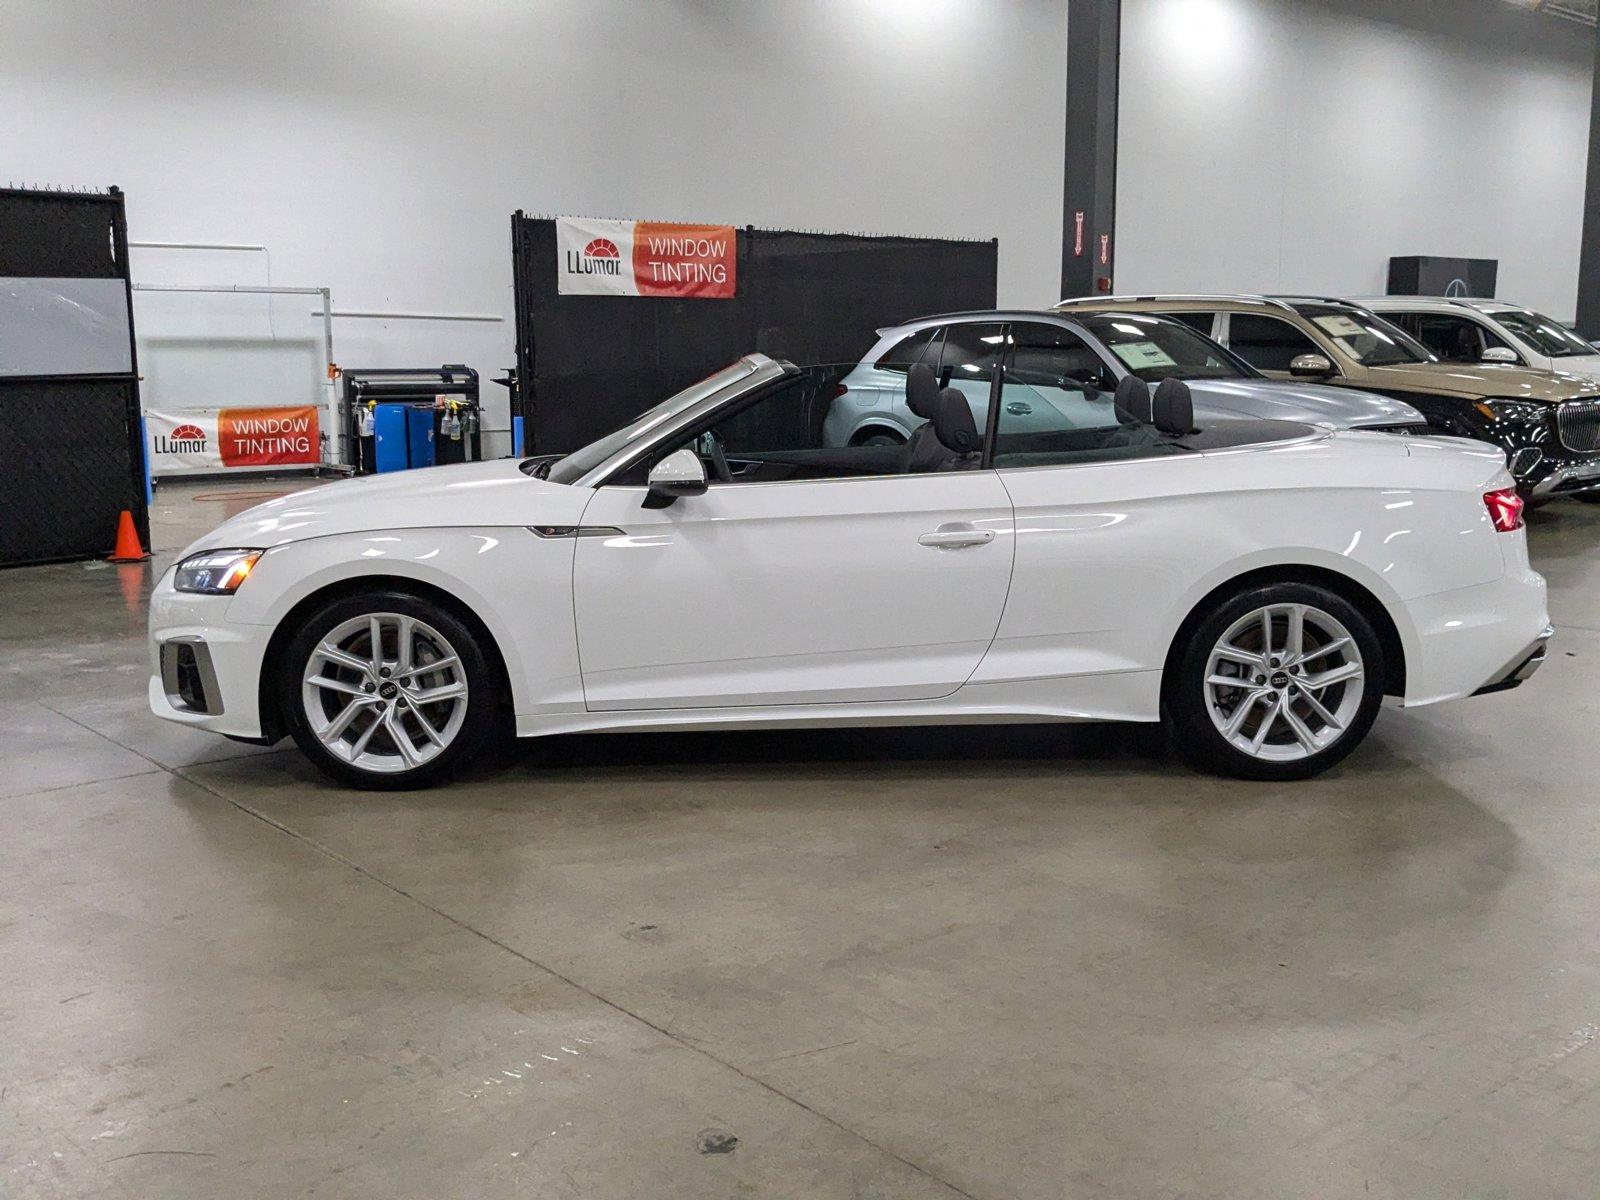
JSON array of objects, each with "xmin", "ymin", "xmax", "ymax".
[
  {"xmin": 1484, "ymin": 487, "xmax": 1524, "ymax": 533},
  {"xmin": 831, "ymin": 382, "xmax": 848, "ymax": 399}
]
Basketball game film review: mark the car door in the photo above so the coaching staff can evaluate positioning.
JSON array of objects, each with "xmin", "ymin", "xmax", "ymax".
[
  {"xmin": 977, "ymin": 376, "xmax": 1195, "ymax": 694},
  {"xmin": 571, "ymin": 365, "xmax": 1015, "ymax": 711}
]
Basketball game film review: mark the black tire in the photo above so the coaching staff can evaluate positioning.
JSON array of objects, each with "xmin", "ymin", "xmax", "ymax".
[
  {"xmin": 279, "ymin": 589, "xmax": 504, "ymax": 790},
  {"xmin": 1163, "ymin": 582, "xmax": 1385, "ymax": 782}
]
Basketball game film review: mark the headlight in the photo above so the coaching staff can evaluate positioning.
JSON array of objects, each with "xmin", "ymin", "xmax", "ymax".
[
  {"xmin": 173, "ymin": 548, "xmax": 263, "ymax": 594},
  {"xmin": 1474, "ymin": 399, "xmax": 1546, "ymax": 423}
]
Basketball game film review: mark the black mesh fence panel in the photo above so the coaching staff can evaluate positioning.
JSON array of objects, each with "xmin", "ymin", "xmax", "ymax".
[
  {"xmin": 0, "ymin": 190, "xmax": 121, "ymax": 277},
  {"xmin": 0, "ymin": 186, "xmax": 147, "ymax": 566},
  {"xmin": 0, "ymin": 379, "xmax": 145, "ymax": 565}
]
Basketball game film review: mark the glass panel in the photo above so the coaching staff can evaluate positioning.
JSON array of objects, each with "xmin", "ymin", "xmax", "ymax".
[
  {"xmin": 873, "ymin": 325, "xmax": 942, "ymax": 373},
  {"xmin": 938, "ymin": 321, "xmax": 1003, "ymax": 384},
  {"xmin": 642, "ymin": 363, "xmax": 983, "ymax": 483},
  {"xmin": 1078, "ymin": 313, "xmax": 1255, "ymax": 382},
  {"xmin": 1291, "ymin": 304, "xmax": 1429, "ymax": 366},
  {"xmin": 1006, "ymin": 322, "xmax": 1119, "ymax": 394},
  {"xmin": 1164, "ymin": 311, "xmax": 1218, "ymax": 335},
  {"xmin": 1412, "ymin": 314, "xmax": 1490, "ymax": 362},
  {"xmin": 992, "ymin": 378, "xmax": 1180, "ymax": 469},
  {"xmin": 1494, "ymin": 309, "xmax": 1595, "ymax": 358},
  {"xmin": 1226, "ymin": 313, "xmax": 1323, "ymax": 372}
]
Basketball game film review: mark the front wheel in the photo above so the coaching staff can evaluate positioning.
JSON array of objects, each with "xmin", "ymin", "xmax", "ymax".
[
  {"xmin": 280, "ymin": 590, "xmax": 503, "ymax": 790},
  {"xmin": 1164, "ymin": 583, "xmax": 1384, "ymax": 781}
]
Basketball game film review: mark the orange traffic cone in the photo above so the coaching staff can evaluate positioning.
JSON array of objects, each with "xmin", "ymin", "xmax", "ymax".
[{"xmin": 108, "ymin": 510, "xmax": 150, "ymax": 563}]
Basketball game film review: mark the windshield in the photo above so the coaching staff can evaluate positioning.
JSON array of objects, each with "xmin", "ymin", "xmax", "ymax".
[
  {"xmin": 1078, "ymin": 313, "xmax": 1260, "ymax": 381},
  {"xmin": 542, "ymin": 360, "xmax": 757, "ymax": 484},
  {"xmin": 1494, "ymin": 309, "xmax": 1595, "ymax": 358},
  {"xmin": 1294, "ymin": 304, "xmax": 1431, "ymax": 367}
]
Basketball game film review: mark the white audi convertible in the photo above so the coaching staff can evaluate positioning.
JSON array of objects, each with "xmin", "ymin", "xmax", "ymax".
[{"xmin": 150, "ymin": 352, "xmax": 1551, "ymax": 789}]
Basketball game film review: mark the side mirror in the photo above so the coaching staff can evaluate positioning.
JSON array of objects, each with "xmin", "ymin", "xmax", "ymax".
[
  {"xmin": 643, "ymin": 447, "xmax": 707, "ymax": 508},
  {"xmin": 1288, "ymin": 353, "xmax": 1335, "ymax": 379},
  {"xmin": 1481, "ymin": 346, "xmax": 1518, "ymax": 365}
]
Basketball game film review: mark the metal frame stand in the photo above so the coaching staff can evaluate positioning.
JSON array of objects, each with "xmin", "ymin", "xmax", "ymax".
[{"xmin": 129, "ymin": 283, "xmax": 342, "ymax": 467}]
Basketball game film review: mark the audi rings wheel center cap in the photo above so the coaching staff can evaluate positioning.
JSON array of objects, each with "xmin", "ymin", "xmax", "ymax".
[
  {"xmin": 378, "ymin": 681, "xmax": 399, "ymax": 700},
  {"xmin": 1270, "ymin": 671, "xmax": 1290, "ymax": 690}
]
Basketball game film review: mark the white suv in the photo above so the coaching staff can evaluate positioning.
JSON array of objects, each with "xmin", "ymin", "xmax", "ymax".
[{"xmin": 1362, "ymin": 297, "xmax": 1600, "ymax": 385}]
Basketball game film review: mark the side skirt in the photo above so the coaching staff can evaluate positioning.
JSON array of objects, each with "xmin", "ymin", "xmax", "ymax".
[{"xmin": 514, "ymin": 670, "xmax": 1163, "ymax": 738}]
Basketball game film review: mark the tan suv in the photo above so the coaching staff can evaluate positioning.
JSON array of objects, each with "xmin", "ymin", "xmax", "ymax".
[{"xmin": 1055, "ymin": 294, "xmax": 1600, "ymax": 501}]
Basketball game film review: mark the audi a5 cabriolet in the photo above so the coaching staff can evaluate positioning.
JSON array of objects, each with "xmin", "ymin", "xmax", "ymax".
[{"xmin": 150, "ymin": 351, "xmax": 1551, "ymax": 789}]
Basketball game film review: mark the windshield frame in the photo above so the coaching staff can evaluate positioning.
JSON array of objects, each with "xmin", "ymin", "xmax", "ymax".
[
  {"xmin": 543, "ymin": 358, "xmax": 765, "ymax": 486},
  {"xmin": 1491, "ymin": 308, "xmax": 1596, "ymax": 359}
]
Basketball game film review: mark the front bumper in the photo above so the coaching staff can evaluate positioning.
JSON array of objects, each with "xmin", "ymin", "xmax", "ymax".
[
  {"xmin": 148, "ymin": 574, "xmax": 273, "ymax": 739},
  {"xmin": 1527, "ymin": 457, "xmax": 1600, "ymax": 499},
  {"xmin": 1472, "ymin": 623, "xmax": 1555, "ymax": 696},
  {"xmin": 1486, "ymin": 411, "xmax": 1600, "ymax": 499}
]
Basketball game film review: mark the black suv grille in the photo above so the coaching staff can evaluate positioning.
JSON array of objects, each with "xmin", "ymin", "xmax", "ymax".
[{"xmin": 1556, "ymin": 399, "xmax": 1600, "ymax": 453}]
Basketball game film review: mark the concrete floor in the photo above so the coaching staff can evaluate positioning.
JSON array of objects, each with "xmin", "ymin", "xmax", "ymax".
[{"xmin": 4, "ymin": 478, "xmax": 1600, "ymax": 1200}]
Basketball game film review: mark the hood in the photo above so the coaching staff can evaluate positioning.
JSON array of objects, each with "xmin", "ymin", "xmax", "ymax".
[
  {"xmin": 1364, "ymin": 360, "xmax": 1599, "ymax": 402},
  {"xmin": 1540, "ymin": 354, "xmax": 1600, "ymax": 384},
  {"xmin": 180, "ymin": 459, "xmax": 587, "ymax": 557},
  {"xmin": 1186, "ymin": 378, "xmax": 1424, "ymax": 429}
]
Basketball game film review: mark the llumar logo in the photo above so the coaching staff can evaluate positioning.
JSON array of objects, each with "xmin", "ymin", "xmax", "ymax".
[
  {"xmin": 567, "ymin": 237, "xmax": 622, "ymax": 277},
  {"xmin": 156, "ymin": 422, "xmax": 206, "ymax": 455}
]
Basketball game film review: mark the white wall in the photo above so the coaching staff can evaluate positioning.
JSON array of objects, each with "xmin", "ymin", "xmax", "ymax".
[
  {"xmin": 0, "ymin": 0, "xmax": 1069, "ymax": 453},
  {"xmin": 1116, "ymin": 0, "xmax": 1593, "ymax": 319}
]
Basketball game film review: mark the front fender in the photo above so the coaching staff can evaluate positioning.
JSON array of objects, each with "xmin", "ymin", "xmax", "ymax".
[{"xmin": 223, "ymin": 527, "xmax": 584, "ymax": 717}]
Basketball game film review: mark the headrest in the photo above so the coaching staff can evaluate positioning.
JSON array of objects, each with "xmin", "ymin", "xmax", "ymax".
[
  {"xmin": 906, "ymin": 362, "xmax": 940, "ymax": 420},
  {"xmin": 934, "ymin": 387, "xmax": 981, "ymax": 454},
  {"xmin": 1113, "ymin": 375, "xmax": 1152, "ymax": 423},
  {"xmin": 1152, "ymin": 377, "xmax": 1195, "ymax": 435}
]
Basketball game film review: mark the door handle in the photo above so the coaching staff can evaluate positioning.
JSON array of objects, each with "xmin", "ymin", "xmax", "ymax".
[
  {"xmin": 918, "ymin": 525, "xmax": 995, "ymax": 550},
  {"xmin": 1005, "ymin": 400, "xmax": 1033, "ymax": 416}
]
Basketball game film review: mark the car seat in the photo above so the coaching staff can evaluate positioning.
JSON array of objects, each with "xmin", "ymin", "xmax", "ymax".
[
  {"xmin": 900, "ymin": 362, "xmax": 943, "ymax": 472},
  {"xmin": 909, "ymin": 386, "xmax": 983, "ymax": 472},
  {"xmin": 1151, "ymin": 377, "xmax": 1196, "ymax": 434},
  {"xmin": 1113, "ymin": 375, "xmax": 1152, "ymax": 423}
]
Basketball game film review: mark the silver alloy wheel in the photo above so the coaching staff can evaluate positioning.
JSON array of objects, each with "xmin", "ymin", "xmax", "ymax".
[
  {"xmin": 1203, "ymin": 602, "xmax": 1365, "ymax": 763},
  {"xmin": 301, "ymin": 612, "xmax": 469, "ymax": 774}
]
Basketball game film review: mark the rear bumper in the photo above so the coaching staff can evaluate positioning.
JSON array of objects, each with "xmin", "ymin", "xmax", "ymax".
[
  {"xmin": 1472, "ymin": 623, "xmax": 1554, "ymax": 696},
  {"xmin": 1400, "ymin": 568, "xmax": 1550, "ymax": 707}
]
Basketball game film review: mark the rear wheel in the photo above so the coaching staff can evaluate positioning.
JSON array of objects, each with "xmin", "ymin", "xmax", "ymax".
[
  {"xmin": 853, "ymin": 429, "xmax": 906, "ymax": 448},
  {"xmin": 280, "ymin": 590, "xmax": 502, "ymax": 790},
  {"xmin": 1164, "ymin": 583, "xmax": 1384, "ymax": 781}
]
